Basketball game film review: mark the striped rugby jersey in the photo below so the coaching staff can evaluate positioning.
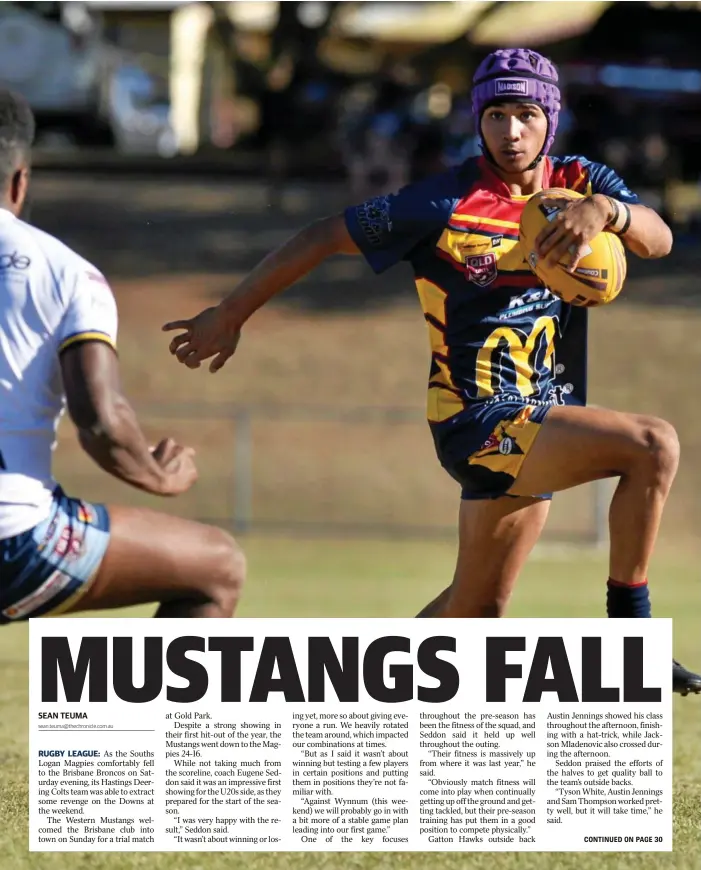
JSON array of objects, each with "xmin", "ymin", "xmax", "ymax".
[{"xmin": 344, "ymin": 155, "xmax": 640, "ymax": 426}]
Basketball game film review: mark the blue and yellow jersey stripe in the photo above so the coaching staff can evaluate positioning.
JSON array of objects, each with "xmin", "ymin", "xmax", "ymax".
[{"xmin": 58, "ymin": 331, "xmax": 116, "ymax": 354}]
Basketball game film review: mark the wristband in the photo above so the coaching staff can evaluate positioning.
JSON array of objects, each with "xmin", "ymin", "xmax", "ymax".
[
  {"xmin": 617, "ymin": 202, "xmax": 632, "ymax": 236},
  {"xmin": 604, "ymin": 196, "xmax": 631, "ymax": 236}
]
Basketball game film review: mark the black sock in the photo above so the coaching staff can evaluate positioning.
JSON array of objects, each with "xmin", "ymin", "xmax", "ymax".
[{"xmin": 606, "ymin": 578, "xmax": 651, "ymax": 618}]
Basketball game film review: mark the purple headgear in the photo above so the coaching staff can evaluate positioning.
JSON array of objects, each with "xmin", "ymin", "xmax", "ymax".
[{"xmin": 471, "ymin": 48, "xmax": 561, "ymax": 165}]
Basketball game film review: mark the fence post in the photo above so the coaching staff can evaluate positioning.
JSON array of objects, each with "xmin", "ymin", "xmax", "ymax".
[
  {"xmin": 592, "ymin": 479, "xmax": 608, "ymax": 549},
  {"xmin": 232, "ymin": 409, "xmax": 253, "ymax": 534}
]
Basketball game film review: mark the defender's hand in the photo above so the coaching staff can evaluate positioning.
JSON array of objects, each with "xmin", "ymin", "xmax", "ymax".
[
  {"xmin": 163, "ymin": 306, "xmax": 241, "ymax": 373},
  {"xmin": 535, "ymin": 195, "xmax": 611, "ymax": 272},
  {"xmin": 151, "ymin": 437, "xmax": 198, "ymax": 496}
]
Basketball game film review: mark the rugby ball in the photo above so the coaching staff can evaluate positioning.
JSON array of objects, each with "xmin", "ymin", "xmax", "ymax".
[{"xmin": 519, "ymin": 188, "xmax": 627, "ymax": 307}]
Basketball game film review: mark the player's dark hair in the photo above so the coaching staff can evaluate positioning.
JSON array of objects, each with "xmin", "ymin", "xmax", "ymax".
[{"xmin": 0, "ymin": 88, "xmax": 35, "ymax": 188}]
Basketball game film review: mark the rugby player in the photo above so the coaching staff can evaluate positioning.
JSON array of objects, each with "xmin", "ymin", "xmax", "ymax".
[
  {"xmin": 0, "ymin": 89, "xmax": 246, "ymax": 624},
  {"xmin": 164, "ymin": 49, "xmax": 700, "ymax": 694}
]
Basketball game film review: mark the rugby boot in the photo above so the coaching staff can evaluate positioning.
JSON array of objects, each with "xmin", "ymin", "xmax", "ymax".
[{"xmin": 673, "ymin": 659, "xmax": 701, "ymax": 696}]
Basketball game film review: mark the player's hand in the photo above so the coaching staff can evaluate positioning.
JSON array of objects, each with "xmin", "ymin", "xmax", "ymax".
[
  {"xmin": 535, "ymin": 195, "xmax": 610, "ymax": 272},
  {"xmin": 163, "ymin": 306, "xmax": 241, "ymax": 373},
  {"xmin": 151, "ymin": 437, "xmax": 198, "ymax": 496}
]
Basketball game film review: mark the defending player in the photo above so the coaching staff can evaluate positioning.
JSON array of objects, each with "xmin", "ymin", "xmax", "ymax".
[
  {"xmin": 0, "ymin": 89, "xmax": 246, "ymax": 624},
  {"xmin": 164, "ymin": 49, "xmax": 700, "ymax": 694}
]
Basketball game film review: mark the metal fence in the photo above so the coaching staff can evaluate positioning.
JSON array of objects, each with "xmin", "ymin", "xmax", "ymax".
[{"xmin": 87, "ymin": 402, "xmax": 607, "ymax": 547}]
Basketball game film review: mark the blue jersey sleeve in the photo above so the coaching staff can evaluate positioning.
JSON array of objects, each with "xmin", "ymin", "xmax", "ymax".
[
  {"xmin": 344, "ymin": 175, "xmax": 459, "ymax": 274},
  {"xmin": 587, "ymin": 162, "xmax": 641, "ymax": 205}
]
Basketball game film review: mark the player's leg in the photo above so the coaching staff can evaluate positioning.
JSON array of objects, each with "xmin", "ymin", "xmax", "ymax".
[
  {"xmin": 62, "ymin": 504, "xmax": 246, "ymax": 618},
  {"xmin": 505, "ymin": 403, "xmax": 700, "ymax": 695},
  {"xmin": 415, "ymin": 497, "xmax": 550, "ymax": 618},
  {"xmin": 507, "ymin": 404, "xmax": 679, "ymax": 586},
  {"xmin": 440, "ymin": 496, "xmax": 550, "ymax": 618},
  {"xmin": 415, "ymin": 587, "xmax": 450, "ymax": 618},
  {"xmin": 416, "ymin": 402, "xmax": 555, "ymax": 619},
  {"xmin": 0, "ymin": 489, "xmax": 245, "ymax": 625}
]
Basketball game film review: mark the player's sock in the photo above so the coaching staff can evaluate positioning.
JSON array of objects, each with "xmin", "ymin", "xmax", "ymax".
[{"xmin": 606, "ymin": 577, "xmax": 651, "ymax": 618}]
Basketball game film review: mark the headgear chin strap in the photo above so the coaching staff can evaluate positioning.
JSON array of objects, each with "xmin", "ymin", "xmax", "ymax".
[{"xmin": 471, "ymin": 48, "xmax": 561, "ymax": 170}]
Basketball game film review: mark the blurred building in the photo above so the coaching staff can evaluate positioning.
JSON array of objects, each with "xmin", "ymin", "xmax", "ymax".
[{"xmin": 2, "ymin": 1, "xmax": 701, "ymax": 225}]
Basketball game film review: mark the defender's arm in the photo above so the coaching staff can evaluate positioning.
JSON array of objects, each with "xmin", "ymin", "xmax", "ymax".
[{"xmin": 61, "ymin": 342, "xmax": 172, "ymax": 495}]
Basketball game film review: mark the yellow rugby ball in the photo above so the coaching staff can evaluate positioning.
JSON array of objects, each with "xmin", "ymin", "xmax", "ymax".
[{"xmin": 519, "ymin": 188, "xmax": 627, "ymax": 307}]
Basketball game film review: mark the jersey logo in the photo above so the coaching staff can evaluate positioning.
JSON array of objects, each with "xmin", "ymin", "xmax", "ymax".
[
  {"xmin": 0, "ymin": 251, "xmax": 31, "ymax": 270},
  {"xmin": 460, "ymin": 238, "xmax": 492, "ymax": 255},
  {"xmin": 355, "ymin": 196, "xmax": 392, "ymax": 247},
  {"xmin": 466, "ymin": 253, "xmax": 498, "ymax": 287},
  {"xmin": 507, "ymin": 289, "xmax": 553, "ymax": 309}
]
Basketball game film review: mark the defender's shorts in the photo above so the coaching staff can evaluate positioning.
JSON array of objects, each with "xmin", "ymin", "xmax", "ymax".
[
  {"xmin": 431, "ymin": 399, "xmax": 554, "ymax": 501},
  {"xmin": 0, "ymin": 487, "xmax": 110, "ymax": 624}
]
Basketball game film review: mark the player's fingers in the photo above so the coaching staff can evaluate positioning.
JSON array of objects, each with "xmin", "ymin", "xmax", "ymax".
[
  {"xmin": 168, "ymin": 333, "xmax": 191, "ymax": 354},
  {"xmin": 538, "ymin": 225, "xmax": 566, "ymax": 257},
  {"xmin": 566, "ymin": 244, "xmax": 587, "ymax": 273},
  {"xmin": 536, "ymin": 213, "xmax": 569, "ymax": 247},
  {"xmin": 152, "ymin": 437, "xmax": 183, "ymax": 466},
  {"xmin": 183, "ymin": 353, "xmax": 202, "ymax": 369},
  {"xmin": 151, "ymin": 437, "xmax": 175, "ymax": 461},
  {"xmin": 546, "ymin": 234, "xmax": 574, "ymax": 267},
  {"xmin": 535, "ymin": 226, "xmax": 555, "ymax": 249},
  {"xmin": 175, "ymin": 343, "xmax": 200, "ymax": 363},
  {"xmin": 162, "ymin": 320, "xmax": 192, "ymax": 333},
  {"xmin": 210, "ymin": 348, "xmax": 234, "ymax": 373}
]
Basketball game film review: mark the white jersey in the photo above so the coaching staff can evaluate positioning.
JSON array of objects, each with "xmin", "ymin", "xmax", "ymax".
[{"xmin": 0, "ymin": 208, "xmax": 118, "ymax": 539}]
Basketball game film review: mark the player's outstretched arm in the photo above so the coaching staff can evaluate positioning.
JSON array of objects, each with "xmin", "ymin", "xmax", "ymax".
[
  {"xmin": 61, "ymin": 342, "xmax": 198, "ymax": 496},
  {"xmin": 218, "ymin": 214, "xmax": 360, "ymax": 325},
  {"xmin": 163, "ymin": 214, "xmax": 359, "ymax": 372}
]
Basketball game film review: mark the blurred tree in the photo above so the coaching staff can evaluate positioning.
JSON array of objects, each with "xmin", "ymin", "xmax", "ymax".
[
  {"xmin": 205, "ymin": 1, "xmax": 345, "ymax": 105},
  {"xmin": 410, "ymin": 0, "xmax": 498, "ymax": 83}
]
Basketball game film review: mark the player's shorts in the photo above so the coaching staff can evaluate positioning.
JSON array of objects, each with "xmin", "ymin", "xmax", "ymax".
[
  {"xmin": 431, "ymin": 398, "xmax": 554, "ymax": 501},
  {"xmin": 0, "ymin": 487, "xmax": 110, "ymax": 624}
]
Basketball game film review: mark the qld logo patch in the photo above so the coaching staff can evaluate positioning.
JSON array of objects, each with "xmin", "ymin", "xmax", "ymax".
[{"xmin": 465, "ymin": 253, "xmax": 498, "ymax": 287}]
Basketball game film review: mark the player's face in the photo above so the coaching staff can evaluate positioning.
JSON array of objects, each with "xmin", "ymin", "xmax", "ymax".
[{"xmin": 481, "ymin": 103, "xmax": 548, "ymax": 174}]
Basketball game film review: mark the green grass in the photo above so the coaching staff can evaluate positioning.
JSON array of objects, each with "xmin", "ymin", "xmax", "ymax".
[{"xmin": 2, "ymin": 539, "xmax": 700, "ymax": 869}]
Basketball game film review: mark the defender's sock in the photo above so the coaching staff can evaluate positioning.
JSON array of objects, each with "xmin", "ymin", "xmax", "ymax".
[{"xmin": 606, "ymin": 577, "xmax": 651, "ymax": 618}]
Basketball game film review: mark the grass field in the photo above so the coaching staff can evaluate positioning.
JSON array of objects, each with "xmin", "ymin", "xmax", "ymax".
[{"xmin": 2, "ymin": 540, "xmax": 700, "ymax": 870}]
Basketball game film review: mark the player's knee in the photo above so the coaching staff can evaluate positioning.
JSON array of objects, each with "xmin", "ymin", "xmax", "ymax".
[
  {"xmin": 208, "ymin": 530, "xmax": 246, "ymax": 615},
  {"xmin": 638, "ymin": 417, "xmax": 680, "ymax": 488}
]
